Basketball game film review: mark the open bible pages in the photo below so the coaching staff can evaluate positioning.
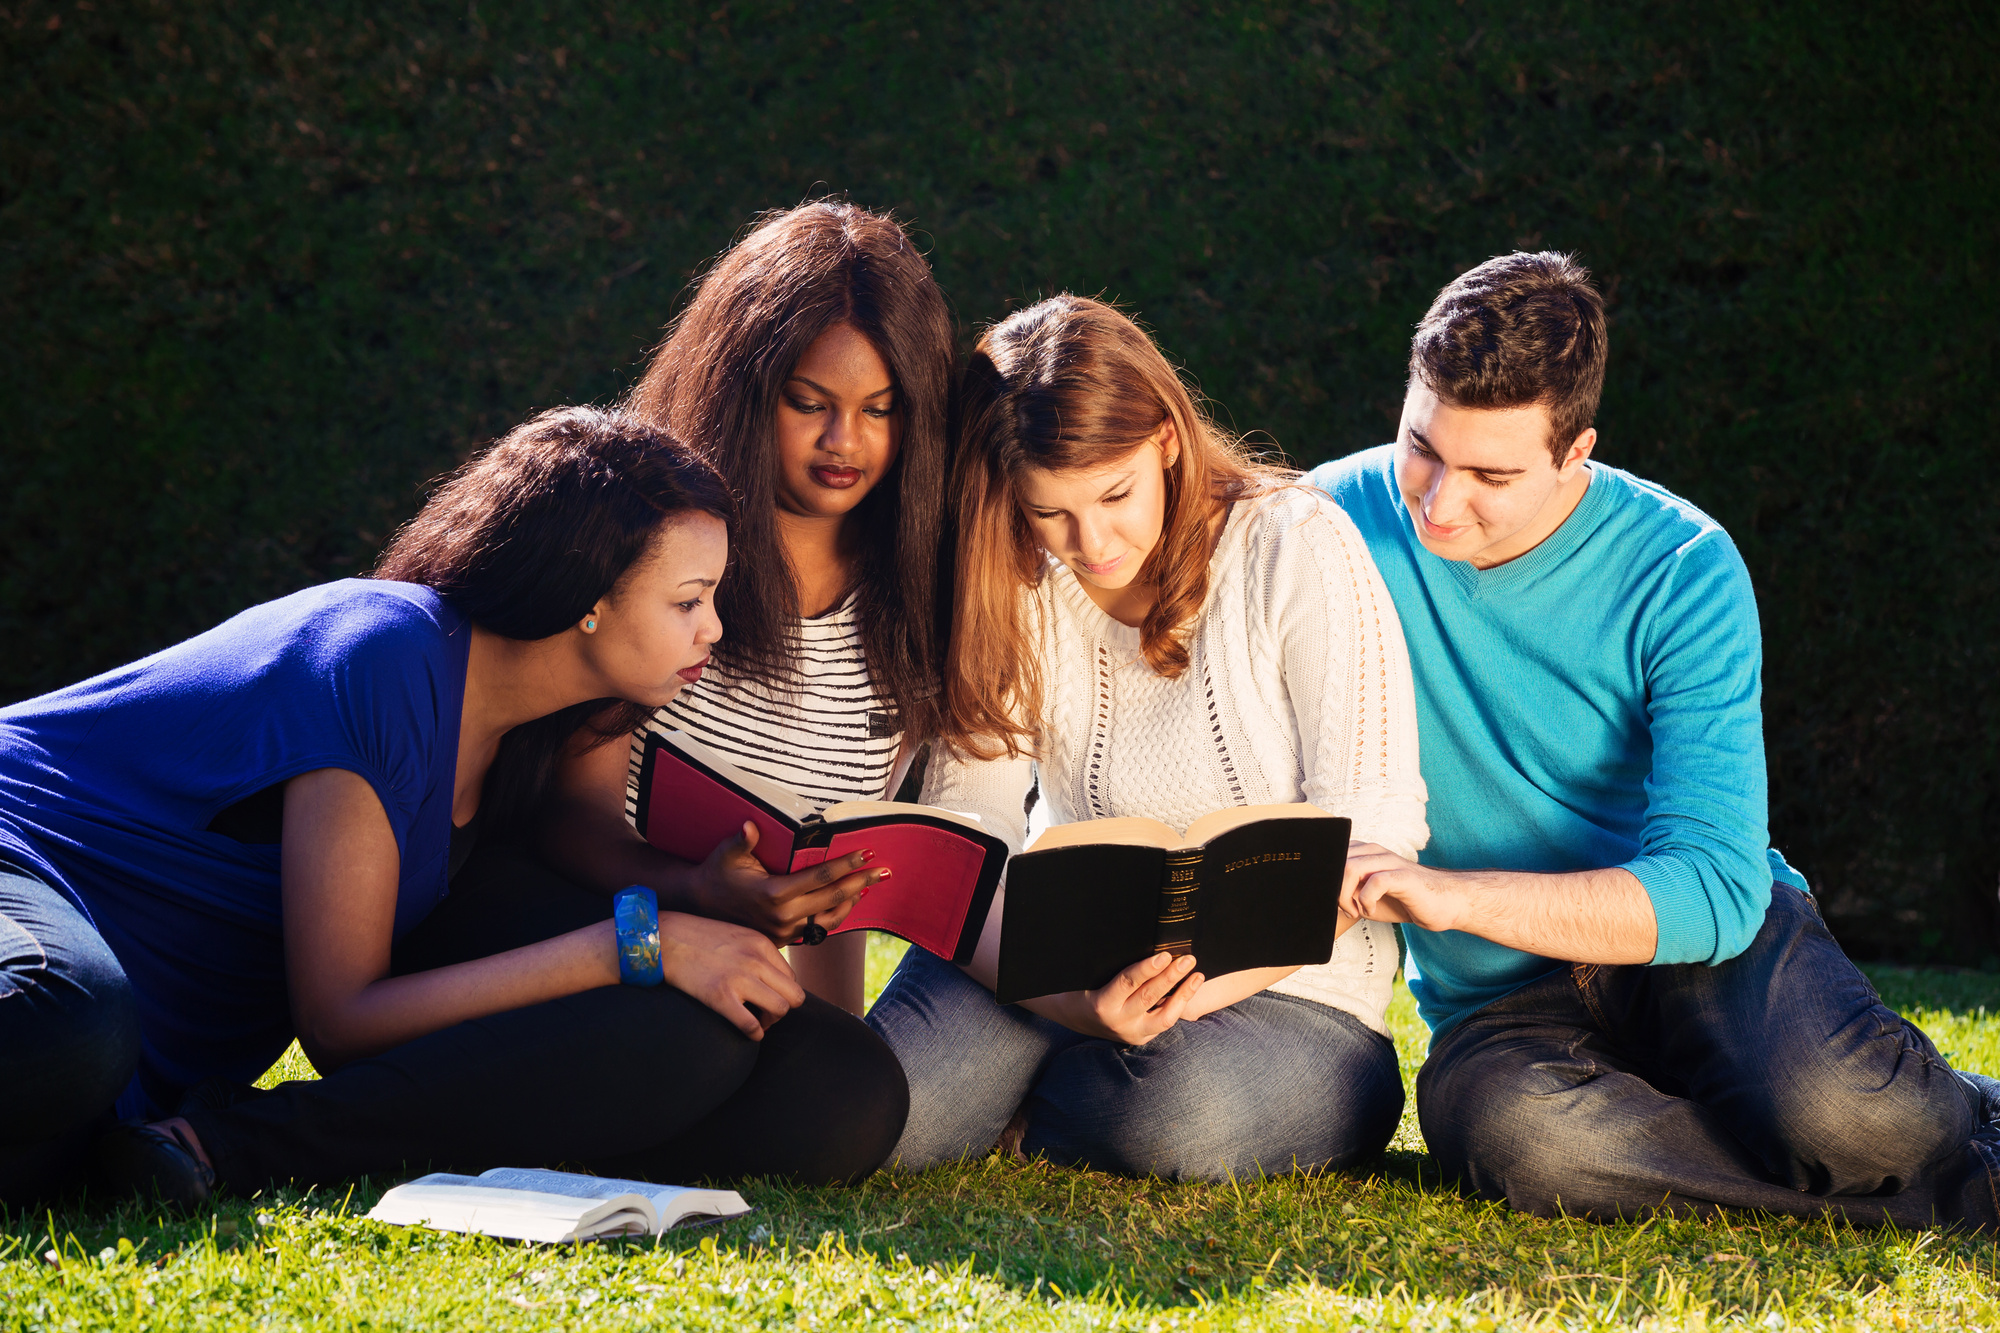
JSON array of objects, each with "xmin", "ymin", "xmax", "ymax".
[
  {"xmin": 1024, "ymin": 802, "xmax": 1340, "ymax": 853},
  {"xmin": 367, "ymin": 1169, "xmax": 750, "ymax": 1242},
  {"xmin": 473, "ymin": 1168, "xmax": 750, "ymax": 1228}
]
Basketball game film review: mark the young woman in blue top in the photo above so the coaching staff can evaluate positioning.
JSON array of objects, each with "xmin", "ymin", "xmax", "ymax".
[{"xmin": 0, "ymin": 406, "xmax": 907, "ymax": 1206}]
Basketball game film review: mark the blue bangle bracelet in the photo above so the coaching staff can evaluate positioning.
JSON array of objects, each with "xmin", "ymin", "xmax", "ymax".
[{"xmin": 612, "ymin": 886, "xmax": 664, "ymax": 987}]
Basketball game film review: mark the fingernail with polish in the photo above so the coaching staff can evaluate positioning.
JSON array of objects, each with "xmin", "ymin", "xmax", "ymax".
[
  {"xmin": 874, "ymin": 868, "xmax": 892, "ymax": 880},
  {"xmin": 861, "ymin": 849, "xmax": 876, "ymax": 862}
]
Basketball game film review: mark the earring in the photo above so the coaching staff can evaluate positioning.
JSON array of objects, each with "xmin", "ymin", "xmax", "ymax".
[{"xmin": 583, "ymin": 617, "xmax": 597, "ymax": 632}]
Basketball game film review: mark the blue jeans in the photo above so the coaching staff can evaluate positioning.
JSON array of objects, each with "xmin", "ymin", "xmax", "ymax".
[
  {"xmin": 1419, "ymin": 885, "xmax": 2000, "ymax": 1227},
  {"xmin": 867, "ymin": 943, "xmax": 1403, "ymax": 1181},
  {"xmin": 0, "ymin": 861, "xmax": 141, "ymax": 1203}
]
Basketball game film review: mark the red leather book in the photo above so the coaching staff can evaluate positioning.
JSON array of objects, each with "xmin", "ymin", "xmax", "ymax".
[{"xmin": 629, "ymin": 725, "xmax": 1007, "ymax": 964}]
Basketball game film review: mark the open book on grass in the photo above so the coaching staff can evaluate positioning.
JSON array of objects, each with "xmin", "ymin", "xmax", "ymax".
[
  {"xmin": 367, "ymin": 1168, "xmax": 750, "ymax": 1243},
  {"xmin": 628, "ymin": 723, "xmax": 1007, "ymax": 963},
  {"xmin": 996, "ymin": 804, "xmax": 1352, "ymax": 1004}
]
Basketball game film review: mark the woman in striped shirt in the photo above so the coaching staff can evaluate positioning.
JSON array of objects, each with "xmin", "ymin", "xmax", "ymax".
[{"xmin": 532, "ymin": 201, "xmax": 955, "ymax": 1016}]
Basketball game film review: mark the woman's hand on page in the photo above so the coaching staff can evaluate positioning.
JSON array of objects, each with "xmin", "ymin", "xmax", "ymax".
[
  {"xmin": 658, "ymin": 911, "xmax": 805, "ymax": 1039},
  {"xmin": 694, "ymin": 821, "xmax": 887, "ymax": 945},
  {"xmin": 1065, "ymin": 952, "xmax": 1202, "ymax": 1046},
  {"xmin": 1340, "ymin": 840, "xmax": 1467, "ymax": 933}
]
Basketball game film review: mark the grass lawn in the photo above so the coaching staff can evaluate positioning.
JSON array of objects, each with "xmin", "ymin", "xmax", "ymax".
[{"xmin": 8, "ymin": 939, "xmax": 2000, "ymax": 1331}]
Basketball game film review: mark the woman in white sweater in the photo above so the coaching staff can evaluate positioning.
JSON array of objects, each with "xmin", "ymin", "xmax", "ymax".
[{"xmin": 867, "ymin": 295, "xmax": 1428, "ymax": 1180}]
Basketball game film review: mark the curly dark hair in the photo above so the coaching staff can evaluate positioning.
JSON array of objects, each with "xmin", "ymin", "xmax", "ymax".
[{"xmin": 373, "ymin": 404, "xmax": 733, "ymax": 832}]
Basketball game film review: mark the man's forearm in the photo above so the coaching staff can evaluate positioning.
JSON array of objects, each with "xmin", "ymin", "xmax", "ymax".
[{"xmin": 1454, "ymin": 865, "xmax": 1656, "ymax": 964}]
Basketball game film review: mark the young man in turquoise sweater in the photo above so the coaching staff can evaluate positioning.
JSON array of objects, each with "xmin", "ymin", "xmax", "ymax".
[{"xmin": 1310, "ymin": 252, "xmax": 2000, "ymax": 1227}]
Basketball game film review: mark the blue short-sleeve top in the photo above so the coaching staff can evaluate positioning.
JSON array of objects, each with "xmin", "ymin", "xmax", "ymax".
[{"xmin": 0, "ymin": 579, "xmax": 470, "ymax": 1115}]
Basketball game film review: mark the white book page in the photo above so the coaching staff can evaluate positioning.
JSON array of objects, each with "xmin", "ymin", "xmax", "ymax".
[
  {"xmin": 477, "ymin": 1168, "xmax": 749, "ymax": 1230},
  {"xmin": 654, "ymin": 1187, "xmax": 753, "ymax": 1228},
  {"xmin": 1180, "ymin": 802, "xmax": 1337, "ymax": 847},
  {"xmin": 1024, "ymin": 804, "xmax": 1336, "ymax": 854},
  {"xmin": 1025, "ymin": 816, "xmax": 1180, "ymax": 853},
  {"xmin": 819, "ymin": 799, "xmax": 988, "ymax": 834},
  {"xmin": 369, "ymin": 1184, "xmax": 636, "ymax": 1243}
]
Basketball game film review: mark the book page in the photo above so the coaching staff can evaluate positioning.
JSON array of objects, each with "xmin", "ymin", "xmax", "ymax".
[
  {"xmin": 656, "ymin": 1188, "xmax": 753, "ymax": 1228},
  {"xmin": 819, "ymin": 799, "xmax": 987, "ymax": 834},
  {"xmin": 1182, "ymin": 802, "xmax": 1338, "ymax": 848},
  {"xmin": 654, "ymin": 729, "xmax": 820, "ymax": 824},
  {"xmin": 369, "ymin": 1183, "xmax": 635, "ymax": 1243},
  {"xmin": 1025, "ymin": 815, "xmax": 1186, "ymax": 852},
  {"xmin": 477, "ymin": 1168, "xmax": 748, "ymax": 1230},
  {"xmin": 476, "ymin": 1167, "xmax": 656, "ymax": 1205}
]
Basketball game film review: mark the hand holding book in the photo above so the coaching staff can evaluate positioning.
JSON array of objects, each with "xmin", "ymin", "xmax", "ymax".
[
  {"xmin": 678, "ymin": 817, "xmax": 886, "ymax": 947},
  {"xmin": 633, "ymin": 728, "xmax": 1006, "ymax": 963},
  {"xmin": 1032, "ymin": 949, "xmax": 1206, "ymax": 1047},
  {"xmin": 995, "ymin": 804, "xmax": 1352, "ymax": 1006}
]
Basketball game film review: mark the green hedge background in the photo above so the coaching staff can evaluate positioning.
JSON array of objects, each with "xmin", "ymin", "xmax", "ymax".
[{"xmin": 3, "ymin": 1, "xmax": 1993, "ymax": 958}]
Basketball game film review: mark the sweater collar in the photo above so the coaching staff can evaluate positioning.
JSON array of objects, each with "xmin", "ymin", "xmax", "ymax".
[{"xmin": 1409, "ymin": 463, "xmax": 1611, "ymax": 598}]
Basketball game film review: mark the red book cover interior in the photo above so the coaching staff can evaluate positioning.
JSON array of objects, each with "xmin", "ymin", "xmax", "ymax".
[
  {"xmin": 801, "ymin": 823, "xmax": 987, "ymax": 959},
  {"xmin": 641, "ymin": 756, "xmax": 795, "ymax": 874}
]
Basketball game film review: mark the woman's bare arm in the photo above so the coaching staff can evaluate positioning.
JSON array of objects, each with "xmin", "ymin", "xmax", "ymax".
[
  {"xmin": 281, "ymin": 768, "xmax": 807, "ymax": 1068},
  {"xmin": 536, "ymin": 729, "xmax": 883, "ymax": 945}
]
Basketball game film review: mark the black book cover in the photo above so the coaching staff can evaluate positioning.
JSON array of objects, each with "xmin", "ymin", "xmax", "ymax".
[{"xmin": 995, "ymin": 813, "xmax": 1351, "ymax": 1004}]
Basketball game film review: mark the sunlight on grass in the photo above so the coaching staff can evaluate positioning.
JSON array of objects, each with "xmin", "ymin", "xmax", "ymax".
[{"xmin": 22, "ymin": 955, "xmax": 2000, "ymax": 1331}]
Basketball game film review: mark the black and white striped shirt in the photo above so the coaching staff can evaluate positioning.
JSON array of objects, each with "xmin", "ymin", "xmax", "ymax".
[{"xmin": 627, "ymin": 595, "xmax": 903, "ymax": 814}]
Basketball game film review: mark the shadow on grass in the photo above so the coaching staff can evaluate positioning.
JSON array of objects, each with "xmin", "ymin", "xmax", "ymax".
[
  {"xmin": 8, "ymin": 1146, "xmax": 2000, "ymax": 1328},
  {"xmin": 9, "ymin": 965, "xmax": 2000, "ymax": 1327}
]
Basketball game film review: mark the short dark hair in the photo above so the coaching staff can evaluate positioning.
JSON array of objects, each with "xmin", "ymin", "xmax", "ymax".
[
  {"xmin": 626, "ymin": 200, "xmax": 955, "ymax": 741},
  {"xmin": 373, "ymin": 405, "xmax": 733, "ymax": 832},
  {"xmin": 1410, "ymin": 251, "xmax": 1607, "ymax": 463}
]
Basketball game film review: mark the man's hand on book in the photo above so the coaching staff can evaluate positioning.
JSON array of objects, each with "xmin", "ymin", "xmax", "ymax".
[
  {"xmin": 1056, "ymin": 952, "xmax": 1203, "ymax": 1046},
  {"xmin": 694, "ymin": 821, "xmax": 888, "ymax": 946},
  {"xmin": 1340, "ymin": 841, "xmax": 1658, "ymax": 963},
  {"xmin": 657, "ymin": 911, "xmax": 805, "ymax": 1039}
]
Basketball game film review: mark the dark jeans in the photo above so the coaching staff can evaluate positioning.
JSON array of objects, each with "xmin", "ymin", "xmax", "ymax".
[
  {"xmin": 184, "ymin": 844, "xmax": 909, "ymax": 1191},
  {"xmin": 868, "ymin": 941, "xmax": 1404, "ymax": 1180},
  {"xmin": 0, "ymin": 861, "xmax": 142, "ymax": 1203},
  {"xmin": 1419, "ymin": 884, "xmax": 2000, "ymax": 1227},
  {"xmin": 1, "ymin": 845, "xmax": 906, "ymax": 1202}
]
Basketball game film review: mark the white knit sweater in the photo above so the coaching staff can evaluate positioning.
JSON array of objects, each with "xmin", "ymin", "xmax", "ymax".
[{"xmin": 923, "ymin": 485, "xmax": 1429, "ymax": 1033}]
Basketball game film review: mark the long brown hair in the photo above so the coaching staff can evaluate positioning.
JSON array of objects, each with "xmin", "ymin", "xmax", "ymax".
[
  {"xmin": 626, "ymin": 201, "xmax": 954, "ymax": 741},
  {"xmin": 941, "ymin": 295, "xmax": 1282, "ymax": 759}
]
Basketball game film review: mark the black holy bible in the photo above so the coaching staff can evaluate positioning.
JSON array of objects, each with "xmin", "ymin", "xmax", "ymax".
[{"xmin": 994, "ymin": 805, "xmax": 1352, "ymax": 1005}]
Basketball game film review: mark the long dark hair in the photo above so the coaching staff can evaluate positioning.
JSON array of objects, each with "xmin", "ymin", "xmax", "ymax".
[
  {"xmin": 374, "ymin": 405, "xmax": 734, "ymax": 831},
  {"xmin": 626, "ymin": 200, "xmax": 954, "ymax": 741}
]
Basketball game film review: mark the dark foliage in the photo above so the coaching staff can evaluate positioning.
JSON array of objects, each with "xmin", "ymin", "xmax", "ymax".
[{"xmin": 1, "ymin": 0, "xmax": 1993, "ymax": 958}]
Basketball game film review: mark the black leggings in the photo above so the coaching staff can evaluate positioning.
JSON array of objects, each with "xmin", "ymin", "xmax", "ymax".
[{"xmin": 183, "ymin": 845, "xmax": 908, "ymax": 1191}]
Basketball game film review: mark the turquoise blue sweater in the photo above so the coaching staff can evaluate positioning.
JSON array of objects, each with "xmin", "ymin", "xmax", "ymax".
[{"xmin": 1308, "ymin": 447, "xmax": 1806, "ymax": 1035}]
